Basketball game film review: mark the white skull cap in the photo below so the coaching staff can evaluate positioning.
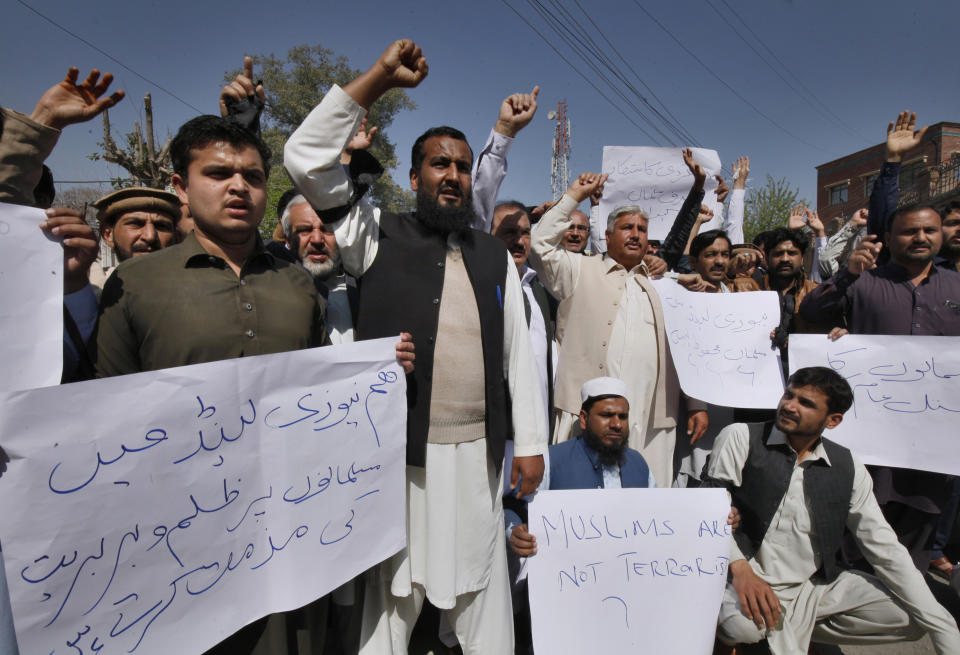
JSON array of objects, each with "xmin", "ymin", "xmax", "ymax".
[{"xmin": 580, "ymin": 377, "xmax": 629, "ymax": 405}]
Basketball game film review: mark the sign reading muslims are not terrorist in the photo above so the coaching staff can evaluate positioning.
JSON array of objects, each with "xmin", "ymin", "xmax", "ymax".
[
  {"xmin": 652, "ymin": 278, "xmax": 784, "ymax": 408},
  {"xmin": 0, "ymin": 339, "xmax": 407, "ymax": 655},
  {"xmin": 0, "ymin": 202, "xmax": 63, "ymax": 391},
  {"xmin": 790, "ymin": 334, "xmax": 960, "ymax": 476},
  {"xmin": 598, "ymin": 146, "xmax": 722, "ymax": 246},
  {"xmin": 527, "ymin": 488, "xmax": 731, "ymax": 655}
]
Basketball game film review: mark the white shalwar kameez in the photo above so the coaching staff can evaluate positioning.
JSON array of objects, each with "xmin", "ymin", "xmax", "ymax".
[{"xmin": 284, "ymin": 84, "xmax": 547, "ymax": 655}]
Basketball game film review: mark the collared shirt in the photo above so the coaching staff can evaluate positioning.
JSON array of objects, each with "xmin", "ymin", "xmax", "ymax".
[
  {"xmin": 799, "ymin": 262, "xmax": 960, "ymax": 335},
  {"xmin": 520, "ymin": 266, "xmax": 553, "ymax": 431},
  {"xmin": 96, "ymin": 232, "xmax": 324, "ymax": 377},
  {"xmin": 324, "ymin": 274, "xmax": 355, "ymax": 345},
  {"xmin": 709, "ymin": 423, "xmax": 960, "ymax": 652}
]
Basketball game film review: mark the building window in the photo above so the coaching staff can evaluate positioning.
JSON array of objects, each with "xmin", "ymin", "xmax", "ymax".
[
  {"xmin": 863, "ymin": 173, "xmax": 878, "ymax": 198},
  {"xmin": 829, "ymin": 183, "xmax": 848, "ymax": 205},
  {"xmin": 899, "ymin": 161, "xmax": 924, "ymax": 190}
]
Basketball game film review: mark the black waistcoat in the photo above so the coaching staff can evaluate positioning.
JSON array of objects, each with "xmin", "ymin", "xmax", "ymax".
[
  {"xmin": 354, "ymin": 212, "xmax": 510, "ymax": 469},
  {"xmin": 708, "ymin": 422, "xmax": 855, "ymax": 582}
]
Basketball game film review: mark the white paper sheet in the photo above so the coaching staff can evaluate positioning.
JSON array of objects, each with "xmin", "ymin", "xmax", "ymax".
[
  {"xmin": 599, "ymin": 146, "xmax": 722, "ymax": 244},
  {"xmin": 789, "ymin": 334, "xmax": 960, "ymax": 475},
  {"xmin": 652, "ymin": 278, "xmax": 783, "ymax": 407},
  {"xmin": 527, "ymin": 488, "xmax": 730, "ymax": 654},
  {"xmin": 0, "ymin": 338, "xmax": 407, "ymax": 655},
  {"xmin": 0, "ymin": 202, "xmax": 63, "ymax": 390}
]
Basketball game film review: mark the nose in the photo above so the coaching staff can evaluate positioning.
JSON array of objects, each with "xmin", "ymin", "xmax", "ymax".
[
  {"xmin": 141, "ymin": 221, "xmax": 158, "ymax": 243},
  {"xmin": 441, "ymin": 163, "xmax": 459, "ymax": 183},
  {"xmin": 228, "ymin": 172, "xmax": 249, "ymax": 194},
  {"xmin": 609, "ymin": 415, "xmax": 623, "ymax": 431}
]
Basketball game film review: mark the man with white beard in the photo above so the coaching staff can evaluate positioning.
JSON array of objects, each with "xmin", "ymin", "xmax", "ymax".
[{"xmin": 281, "ymin": 192, "xmax": 357, "ymax": 344}]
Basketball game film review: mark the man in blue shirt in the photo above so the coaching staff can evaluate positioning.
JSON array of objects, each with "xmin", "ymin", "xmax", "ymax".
[{"xmin": 506, "ymin": 376, "xmax": 655, "ymax": 557}]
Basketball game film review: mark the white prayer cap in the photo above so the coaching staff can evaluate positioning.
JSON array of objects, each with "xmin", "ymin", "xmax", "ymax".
[{"xmin": 580, "ymin": 377, "xmax": 629, "ymax": 405}]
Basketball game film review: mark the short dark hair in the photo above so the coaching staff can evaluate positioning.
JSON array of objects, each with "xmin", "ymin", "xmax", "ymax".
[
  {"xmin": 785, "ymin": 366, "xmax": 853, "ymax": 415},
  {"xmin": 410, "ymin": 126, "xmax": 471, "ymax": 172},
  {"xmin": 170, "ymin": 115, "xmax": 271, "ymax": 179},
  {"xmin": 887, "ymin": 202, "xmax": 941, "ymax": 232},
  {"xmin": 690, "ymin": 229, "xmax": 731, "ymax": 258},
  {"xmin": 940, "ymin": 200, "xmax": 960, "ymax": 218},
  {"xmin": 581, "ymin": 394, "xmax": 626, "ymax": 414},
  {"xmin": 763, "ymin": 227, "xmax": 809, "ymax": 255}
]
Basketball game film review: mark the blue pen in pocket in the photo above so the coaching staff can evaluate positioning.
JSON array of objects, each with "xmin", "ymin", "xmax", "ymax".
[{"xmin": 496, "ymin": 284, "xmax": 503, "ymax": 309}]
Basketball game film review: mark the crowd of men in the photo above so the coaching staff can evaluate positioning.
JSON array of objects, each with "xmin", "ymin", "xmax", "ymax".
[{"xmin": 1, "ymin": 37, "xmax": 960, "ymax": 655}]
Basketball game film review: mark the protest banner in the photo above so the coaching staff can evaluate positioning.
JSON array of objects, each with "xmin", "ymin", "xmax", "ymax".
[
  {"xmin": 0, "ymin": 202, "xmax": 62, "ymax": 390},
  {"xmin": 790, "ymin": 334, "xmax": 960, "ymax": 475},
  {"xmin": 527, "ymin": 488, "xmax": 731, "ymax": 654},
  {"xmin": 652, "ymin": 278, "xmax": 783, "ymax": 408},
  {"xmin": 598, "ymin": 146, "xmax": 722, "ymax": 247},
  {"xmin": 0, "ymin": 338, "xmax": 407, "ymax": 655}
]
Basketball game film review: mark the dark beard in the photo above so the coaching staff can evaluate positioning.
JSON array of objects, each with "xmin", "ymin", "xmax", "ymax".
[
  {"xmin": 416, "ymin": 187, "xmax": 476, "ymax": 238},
  {"xmin": 582, "ymin": 429, "xmax": 627, "ymax": 467}
]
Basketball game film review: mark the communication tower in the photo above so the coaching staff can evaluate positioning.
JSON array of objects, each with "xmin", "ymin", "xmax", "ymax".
[{"xmin": 549, "ymin": 101, "xmax": 571, "ymax": 201}]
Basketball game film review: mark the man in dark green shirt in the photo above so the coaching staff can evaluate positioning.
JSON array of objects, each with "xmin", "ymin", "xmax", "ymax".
[{"xmin": 95, "ymin": 115, "xmax": 325, "ymax": 377}]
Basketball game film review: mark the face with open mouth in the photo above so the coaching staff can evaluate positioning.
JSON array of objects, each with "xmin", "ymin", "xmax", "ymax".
[
  {"xmin": 174, "ymin": 141, "xmax": 267, "ymax": 245},
  {"xmin": 411, "ymin": 135, "xmax": 473, "ymax": 209}
]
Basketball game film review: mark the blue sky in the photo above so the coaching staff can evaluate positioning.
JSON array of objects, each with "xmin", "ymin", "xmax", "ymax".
[{"xmin": 4, "ymin": 0, "xmax": 958, "ymax": 209}]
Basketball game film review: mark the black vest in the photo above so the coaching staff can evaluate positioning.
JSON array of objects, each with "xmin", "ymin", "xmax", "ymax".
[
  {"xmin": 355, "ymin": 212, "xmax": 510, "ymax": 469},
  {"xmin": 523, "ymin": 277, "xmax": 557, "ymax": 439},
  {"xmin": 705, "ymin": 423, "xmax": 854, "ymax": 582}
]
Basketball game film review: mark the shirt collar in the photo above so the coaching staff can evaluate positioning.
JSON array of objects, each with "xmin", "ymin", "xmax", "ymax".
[
  {"xmin": 602, "ymin": 253, "xmax": 649, "ymax": 276},
  {"xmin": 180, "ymin": 231, "xmax": 274, "ymax": 268},
  {"xmin": 521, "ymin": 265, "xmax": 538, "ymax": 285},
  {"xmin": 879, "ymin": 261, "xmax": 939, "ymax": 283},
  {"xmin": 767, "ymin": 426, "xmax": 832, "ymax": 466}
]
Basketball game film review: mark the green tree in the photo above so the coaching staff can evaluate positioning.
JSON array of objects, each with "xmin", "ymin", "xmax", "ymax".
[
  {"xmin": 228, "ymin": 45, "xmax": 417, "ymax": 238},
  {"xmin": 742, "ymin": 174, "xmax": 809, "ymax": 243}
]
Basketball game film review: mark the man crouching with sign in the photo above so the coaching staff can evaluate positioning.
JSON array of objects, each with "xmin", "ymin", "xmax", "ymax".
[{"xmin": 704, "ymin": 366, "xmax": 960, "ymax": 654}]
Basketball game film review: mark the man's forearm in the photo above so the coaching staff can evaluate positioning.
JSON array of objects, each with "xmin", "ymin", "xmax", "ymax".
[
  {"xmin": 662, "ymin": 187, "xmax": 706, "ymax": 270},
  {"xmin": 528, "ymin": 194, "xmax": 581, "ymax": 300},
  {"xmin": 0, "ymin": 108, "xmax": 60, "ymax": 206},
  {"xmin": 471, "ymin": 128, "xmax": 512, "ymax": 232}
]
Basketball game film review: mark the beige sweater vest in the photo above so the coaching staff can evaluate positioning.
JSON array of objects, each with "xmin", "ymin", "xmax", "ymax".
[
  {"xmin": 427, "ymin": 247, "xmax": 487, "ymax": 444},
  {"xmin": 554, "ymin": 256, "xmax": 677, "ymax": 429}
]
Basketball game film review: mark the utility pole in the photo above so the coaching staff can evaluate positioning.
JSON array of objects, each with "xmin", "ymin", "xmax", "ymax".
[{"xmin": 549, "ymin": 100, "xmax": 571, "ymax": 201}]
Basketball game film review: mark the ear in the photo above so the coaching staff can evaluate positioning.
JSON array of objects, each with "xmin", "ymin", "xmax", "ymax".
[
  {"xmin": 101, "ymin": 224, "xmax": 115, "ymax": 249},
  {"xmin": 578, "ymin": 409, "xmax": 588, "ymax": 432},
  {"xmin": 605, "ymin": 228, "xmax": 612, "ymax": 240},
  {"xmin": 172, "ymin": 173, "xmax": 189, "ymax": 205},
  {"xmin": 409, "ymin": 166, "xmax": 420, "ymax": 192},
  {"xmin": 823, "ymin": 413, "xmax": 843, "ymax": 430}
]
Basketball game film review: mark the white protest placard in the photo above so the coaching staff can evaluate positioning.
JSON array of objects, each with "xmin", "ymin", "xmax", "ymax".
[
  {"xmin": 652, "ymin": 278, "xmax": 783, "ymax": 408},
  {"xmin": 0, "ymin": 338, "xmax": 407, "ymax": 655},
  {"xmin": 527, "ymin": 488, "xmax": 731, "ymax": 654},
  {"xmin": 789, "ymin": 334, "xmax": 960, "ymax": 476},
  {"xmin": 598, "ymin": 146, "xmax": 722, "ymax": 245},
  {"xmin": 0, "ymin": 202, "xmax": 63, "ymax": 390}
]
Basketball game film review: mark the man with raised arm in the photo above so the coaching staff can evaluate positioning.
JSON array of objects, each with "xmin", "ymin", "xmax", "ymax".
[
  {"xmin": 471, "ymin": 86, "xmax": 539, "ymax": 232},
  {"xmin": 704, "ymin": 367, "xmax": 960, "ymax": 655},
  {"xmin": 284, "ymin": 40, "xmax": 546, "ymax": 654},
  {"xmin": 528, "ymin": 168, "xmax": 707, "ymax": 487},
  {"xmin": 799, "ymin": 202, "xmax": 960, "ymax": 573}
]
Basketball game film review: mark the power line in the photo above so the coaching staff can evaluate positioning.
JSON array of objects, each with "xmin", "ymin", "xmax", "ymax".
[
  {"xmin": 703, "ymin": 0, "xmax": 863, "ymax": 140},
  {"xmin": 500, "ymin": 0, "xmax": 666, "ymax": 145},
  {"xmin": 630, "ymin": 0, "xmax": 829, "ymax": 154},
  {"xmin": 571, "ymin": 0, "xmax": 700, "ymax": 146},
  {"xmin": 525, "ymin": 0, "xmax": 675, "ymax": 145},
  {"xmin": 715, "ymin": 0, "xmax": 867, "ymax": 140},
  {"xmin": 15, "ymin": 0, "xmax": 203, "ymax": 114}
]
